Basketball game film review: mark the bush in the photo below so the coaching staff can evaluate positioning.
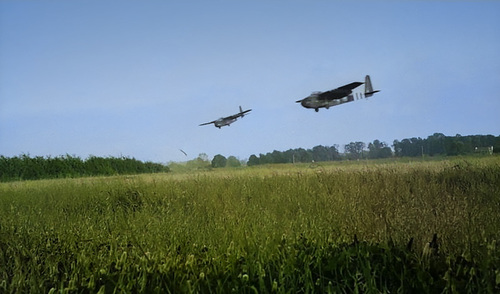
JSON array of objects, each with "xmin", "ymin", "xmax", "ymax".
[{"xmin": 0, "ymin": 154, "xmax": 169, "ymax": 181}]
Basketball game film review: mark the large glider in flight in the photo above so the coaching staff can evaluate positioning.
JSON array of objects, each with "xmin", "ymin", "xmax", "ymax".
[
  {"xmin": 296, "ymin": 75, "xmax": 380, "ymax": 112},
  {"xmin": 199, "ymin": 106, "xmax": 252, "ymax": 128}
]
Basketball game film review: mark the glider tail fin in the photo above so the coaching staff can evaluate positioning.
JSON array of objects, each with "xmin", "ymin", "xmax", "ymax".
[{"xmin": 364, "ymin": 75, "xmax": 380, "ymax": 97}]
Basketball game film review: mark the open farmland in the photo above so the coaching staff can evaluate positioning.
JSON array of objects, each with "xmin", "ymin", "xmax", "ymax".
[{"xmin": 1, "ymin": 157, "xmax": 499, "ymax": 293}]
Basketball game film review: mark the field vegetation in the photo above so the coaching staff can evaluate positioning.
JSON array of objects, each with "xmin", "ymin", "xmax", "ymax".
[
  {"xmin": 247, "ymin": 133, "xmax": 499, "ymax": 165},
  {"xmin": 1, "ymin": 156, "xmax": 499, "ymax": 293},
  {"xmin": 0, "ymin": 155, "xmax": 169, "ymax": 181}
]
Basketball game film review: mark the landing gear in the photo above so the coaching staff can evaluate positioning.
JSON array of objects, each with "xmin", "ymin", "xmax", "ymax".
[{"xmin": 315, "ymin": 108, "xmax": 319, "ymax": 112}]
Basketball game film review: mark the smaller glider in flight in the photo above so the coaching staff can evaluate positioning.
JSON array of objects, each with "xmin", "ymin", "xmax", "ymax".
[
  {"xmin": 296, "ymin": 75, "xmax": 380, "ymax": 112},
  {"xmin": 199, "ymin": 106, "xmax": 252, "ymax": 128}
]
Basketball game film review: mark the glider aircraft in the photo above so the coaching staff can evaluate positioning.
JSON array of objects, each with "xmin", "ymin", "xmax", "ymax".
[
  {"xmin": 199, "ymin": 106, "xmax": 252, "ymax": 128},
  {"xmin": 296, "ymin": 75, "xmax": 380, "ymax": 112}
]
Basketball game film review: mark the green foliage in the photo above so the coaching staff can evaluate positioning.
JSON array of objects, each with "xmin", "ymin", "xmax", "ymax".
[
  {"xmin": 393, "ymin": 133, "xmax": 499, "ymax": 157},
  {"xmin": 247, "ymin": 134, "xmax": 499, "ymax": 166},
  {"xmin": 209, "ymin": 155, "xmax": 241, "ymax": 168},
  {"xmin": 169, "ymin": 154, "xmax": 213, "ymax": 173},
  {"xmin": 226, "ymin": 156, "xmax": 241, "ymax": 168},
  {"xmin": 0, "ymin": 154, "xmax": 169, "ymax": 181},
  {"xmin": 248, "ymin": 145, "xmax": 339, "ymax": 165},
  {"xmin": 344, "ymin": 141, "xmax": 366, "ymax": 160},
  {"xmin": 211, "ymin": 154, "xmax": 227, "ymax": 168},
  {"xmin": 368, "ymin": 140, "xmax": 392, "ymax": 159},
  {"xmin": 247, "ymin": 154, "xmax": 260, "ymax": 166},
  {"xmin": 185, "ymin": 153, "xmax": 211, "ymax": 170},
  {"xmin": 1, "ymin": 156, "xmax": 499, "ymax": 292}
]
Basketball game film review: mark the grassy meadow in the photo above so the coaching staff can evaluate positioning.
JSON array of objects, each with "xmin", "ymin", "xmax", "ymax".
[{"xmin": 1, "ymin": 156, "xmax": 499, "ymax": 293}]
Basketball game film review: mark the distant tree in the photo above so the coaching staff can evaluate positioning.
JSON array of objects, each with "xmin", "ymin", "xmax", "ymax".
[
  {"xmin": 392, "ymin": 133, "xmax": 500, "ymax": 157},
  {"xmin": 392, "ymin": 140, "xmax": 402, "ymax": 157},
  {"xmin": 344, "ymin": 142, "xmax": 365, "ymax": 160},
  {"xmin": 247, "ymin": 155, "xmax": 260, "ymax": 166},
  {"xmin": 330, "ymin": 145, "xmax": 341, "ymax": 161},
  {"xmin": 312, "ymin": 145, "xmax": 330, "ymax": 162},
  {"xmin": 426, "ymin": 133, "xmax": 446, "ymax": 156},
  {"xmin": 271, "ymin": 150, "xmax": 288, "ymax": 164},
  {"xmin": 0, "ymin": 154, "xmax": 168, "ymax": 181},
  {"xmin": 198, "ymin": 153, "xmax": 209, "ymax": 162},
  {"xmin": 494, "ymin": 136, "xmax": 500, "ymax": 153},
  {"xmin": 211, "ymin": 154, "xmax": 227, "ymax": 168},
  {"xmin": 294, "ymin": 148, "xmax": 313, "ymax": 163},
  {"xmin": 444, "ymin": 135, "xmax": 467, "ymax": 156},
  {"xmin": 393, "ymin": 137, "xmax": 424, "ymax": 157},
  {"xmin": 226, "ymin": 156, "xmax": 241, "ymax": 167},
  {"xmin": 310, "ymin": 145, "xmax": 341, "ymax": 162},
  {"xmin": 368, "ymin": 140, "xmax": 392, "ymax": 159},
  {"xmin": 259, "ymin": 153, "xmax": 274, "ymax": 164},
  {"xmin": 243, "ymin": 133, "xmax": 500, "ymax": 164},
  {"xmin": 186, "ymin": 153, "xmax": 211, "ymax": 170},
  {"xmin": 409, "ymin": 137, "xmax": 424, "ymax": 157}
]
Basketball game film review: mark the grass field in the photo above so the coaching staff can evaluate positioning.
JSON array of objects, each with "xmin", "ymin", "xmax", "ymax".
[{"xmin": 1, "ymin": 156, "xmax": 499, "ymax": 293}]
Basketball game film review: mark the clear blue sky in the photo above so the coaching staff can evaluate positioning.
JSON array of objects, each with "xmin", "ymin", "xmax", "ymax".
[{"xmin": 1, "ymin": 1, "xmax": 499, "ymax": 163}]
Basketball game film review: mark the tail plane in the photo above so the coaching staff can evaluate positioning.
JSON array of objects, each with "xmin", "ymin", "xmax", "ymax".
[
  {"xmin": 239, "ymin": 105, "xmax": 251, "ymax": 118},
  {"xmin": 364, "ymin": 75, "xmax": 380, "ymax": 97}
]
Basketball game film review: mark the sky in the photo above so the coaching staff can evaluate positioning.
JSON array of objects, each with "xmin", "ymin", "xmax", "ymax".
[{"xmin": 1, "ymin": 1, "xmax": 499, "ymax": 163}]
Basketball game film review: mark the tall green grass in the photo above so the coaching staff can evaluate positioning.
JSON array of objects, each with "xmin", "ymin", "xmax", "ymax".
[{"xmin": 1, "ymin": 156, "xmax": 499, "ymax": 293}]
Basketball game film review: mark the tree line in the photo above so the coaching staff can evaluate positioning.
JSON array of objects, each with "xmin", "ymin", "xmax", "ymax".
[
  {"xmin": 247, "ymin": 145, "xmax": 342, "ymax": 166},
  {"xmin": 2, "ymin": 134, "xmax": 497, "ymax": 178},
  {"xmin": 167, "ymin": 153, "xmax": 243, "ymax": 171},
  {"xmin": 244, "ymin": 133, "xmax": 498, "ymax": 166},
  {"xmin": 393, "ymin": 133, "xmax": 498, "ymax": 157},
  {"xmin": 0, "ymin": 154, "xmax": 169, "ymax": 182}
]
